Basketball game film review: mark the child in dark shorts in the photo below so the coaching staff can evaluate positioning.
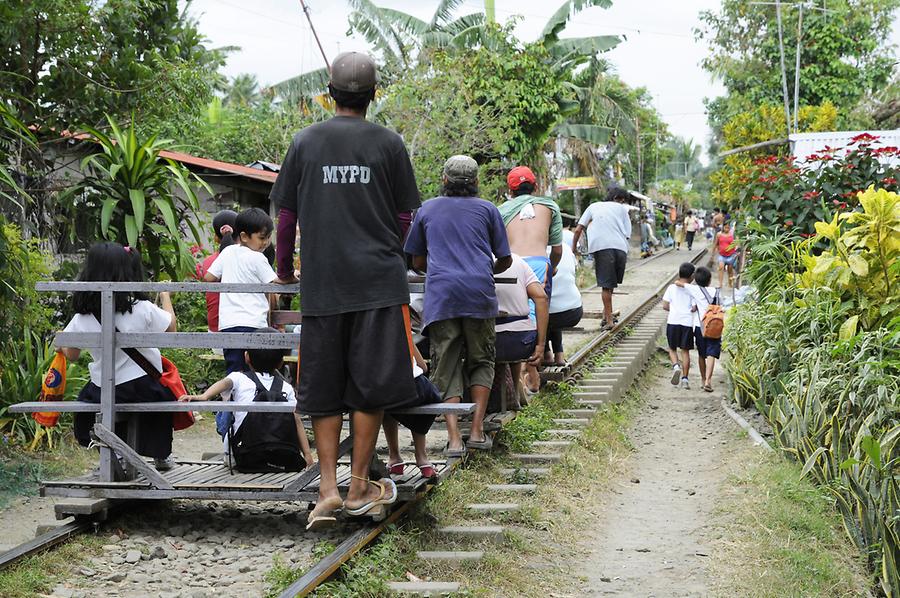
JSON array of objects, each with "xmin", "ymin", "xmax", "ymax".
[
  {"xmin": 662, "ymin": 262, "xmax": 697, "ymax": 390},
  {"xmin": 676, "ymin": 266, "xmax": 722, "ymax": 393},
  {"xmin": 382, "ymin": 343, "xmax": 440, "ymax": 480}
]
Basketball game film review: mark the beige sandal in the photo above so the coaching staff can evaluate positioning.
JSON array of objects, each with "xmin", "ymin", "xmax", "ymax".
[
  {"xmin": 306, "ymin": 495, "xmax": 343, "ymax": 531},
  {"xmin": 344, "ymin": 475, "xmax": 397, "ymax": 518}
]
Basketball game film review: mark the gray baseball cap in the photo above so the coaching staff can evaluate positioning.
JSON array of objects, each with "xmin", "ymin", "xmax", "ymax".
[
  {"xmin": 330, "ymin": 52, "xmax": 377, "ymax": 92},
  {"xmin": 442, "ymin": 155, "xmax": 478, "ymax": 184}
]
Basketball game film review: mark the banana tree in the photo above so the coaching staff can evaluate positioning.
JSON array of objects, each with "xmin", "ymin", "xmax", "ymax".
[{"xmin": 61, "ymin": 115, "xmax": 211, "ymax": 280}]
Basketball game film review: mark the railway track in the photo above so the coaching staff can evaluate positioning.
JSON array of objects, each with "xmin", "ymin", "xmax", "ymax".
[{"xmin": 0, "ymin": 247, "xmax": 707, "ymax": 597}]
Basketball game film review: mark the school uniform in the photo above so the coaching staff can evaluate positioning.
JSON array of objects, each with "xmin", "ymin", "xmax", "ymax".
[
  {"xmin": 65, "ymin": 300, "xmax": 174, "ymax": 459},
  {"xmin": 684, "ymin": 285, "xmax": 723, "ymax": 359},
  {"xmin": 662, "ymin": 284, "xmax": 695, "ymax": 350},
  {"xmin": 206, "ymin": 244, "xmax": 277, "ymax": 374}
]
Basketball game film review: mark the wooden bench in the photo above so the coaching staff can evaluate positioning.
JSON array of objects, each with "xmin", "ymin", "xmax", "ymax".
[{"xmin": 9, "ymin": 279, "xmax": 478, "ymax": 503}]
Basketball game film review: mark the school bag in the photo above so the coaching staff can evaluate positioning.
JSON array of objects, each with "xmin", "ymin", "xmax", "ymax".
[
  {"xmin": 227, "ymin": 371, "xmax": 305, "ymax": 473},
  {"xmin": 699, "ymin": 287, "xmax": 725, "ymax": 339}
]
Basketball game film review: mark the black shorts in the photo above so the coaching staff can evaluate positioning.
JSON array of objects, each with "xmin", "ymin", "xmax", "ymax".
[
  {"xmin": 694, "ymin": 327, "xmax": 722, "ymax": 358},
  {"xmin": 666, "ymin": 324, "xmax": 694, "ymax": 350},
  {"xmin": 387, "ymin": 375, "xmax": 439, "ymax": 436},
  {"xmin": 495, "ymin": 329, "xmax": 537, "ymax": 363},
  {"xmin": 593, "ymin": 249, "xmax": 627, "ymax": 289},
  {"xmin": 298, "ymin": 304, "xmax": 419, "ymax": 417}
]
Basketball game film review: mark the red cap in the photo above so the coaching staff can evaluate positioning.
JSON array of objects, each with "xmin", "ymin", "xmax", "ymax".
[{"xmin": 507, "ymin": 166, "xmax": 536, "ymax": 191}]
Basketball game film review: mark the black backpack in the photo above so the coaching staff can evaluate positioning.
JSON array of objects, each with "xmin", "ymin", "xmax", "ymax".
[{"xmin": 227, "ymin": 371, "xmax": 306, "ymax": 474}]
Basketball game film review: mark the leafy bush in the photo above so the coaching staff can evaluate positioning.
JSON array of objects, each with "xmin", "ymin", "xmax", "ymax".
[
  {"xmin": 0, "ymin": 219, "xmax": 53, "ymax": 340},
  {"xmin": 58, "ymin": 116, "xmax": 211, "ymax": 280},
  {"xmin": 724, "ymin": 192, "xmax": 900, "ymax": 595}
]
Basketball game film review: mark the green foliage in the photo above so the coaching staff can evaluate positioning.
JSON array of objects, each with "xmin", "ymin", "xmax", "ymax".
[
  {"xmin": 166, "ymin": 348, "xmax": 220, "ymax": 394},
  {"xmin": 498, "ymin": 381, "xmax": 579, "ymax": 453},
  {"xmin": 711, "ymin": 102, "xmax": 837, "ymax": 209},
  {"xmin": 0, "ymin": 0, "xmax": 225, "ymax": 131},
  {"xmin": 724, "ymin": 193, "xmax": 900, "ymax": 594},
  {"xmin": 60, "ymin": 116, "xmax": 210, "ymax": 280},
  {"xmin": 697, "ymin": 0, "xmax": 899, "ymax": 139},
  {"xmin": 0, "ymin": 220, "xmax": 53, "ymax": 340},
  {"xmin": 725, "ymin": 136, "xmax": 898, "ymax": 235}
]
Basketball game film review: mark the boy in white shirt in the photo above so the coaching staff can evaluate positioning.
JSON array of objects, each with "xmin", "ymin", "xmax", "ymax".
[
  {"xmin": 662, "ymin": 262, "xmax": 697, "ymax": 390},
  {"xmin": 205, "ymin": 208, "xmax": 287, "ymax": 374},
  {"xmin": 676, "ymin": 266, "xmax": 721, "ymax": 393},
  {"xmin": 179, "ymin": 328, "xmax": 314, "ymax": 468}
]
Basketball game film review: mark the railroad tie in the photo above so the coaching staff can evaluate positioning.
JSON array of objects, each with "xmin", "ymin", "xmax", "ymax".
[
  {"xmin": 387, "ymin": 581, "xmax": 461, "ymax": 595},
  {"xmin": 466, "ymin": 503, "xmax": 520, "ymax": 513},
  {"xmin": 560, "ymin": 409, "xmax": 595, "ymax": 417},
  {"xmin": 532, "ymin": 440, "xmax": 572, "ymax": 449},
  {"xmin": 436, "ymin": 525, "xmax": 505, "ymax": 541},
  {"xmin": 485, "ymin": 483, "xmax": 537, "ymax": 493},
  {"xmin": 552, "ymin": 418, "xmax": 589, "ymax": 426},
  {"xmin": 509, "ymin": 453, "xmax": 561, "ymax": 463},
  {"xmin": 545, "ymin": 429, "xmax": 580, "ymax": 437},
  {"xmin": 498, "ymin": 467, "xmax": 550, "ymax": 478},
  {"xmin": 417, "ymin": 550, "xmax": 484, "ymax": 562}
]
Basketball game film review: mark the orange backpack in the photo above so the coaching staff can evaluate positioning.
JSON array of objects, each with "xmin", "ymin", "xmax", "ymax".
[{"xmin": 699, "ymin": 287, "xmax": 725, "ymax": 339}]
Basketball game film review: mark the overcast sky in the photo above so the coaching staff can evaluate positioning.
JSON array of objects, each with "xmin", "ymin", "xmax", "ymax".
[{"xmin": 184, "ymin": 0, "xmax": 899, "ymax": 162}]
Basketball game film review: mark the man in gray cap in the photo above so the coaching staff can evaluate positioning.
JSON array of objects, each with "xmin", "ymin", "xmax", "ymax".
[
  {"xmin": 271, "ymin": 52, "xmax": 421, "ymax": 530},
  {"xmin": 404, "ymin": 156, "xmax": 512, "ymax": 455}
]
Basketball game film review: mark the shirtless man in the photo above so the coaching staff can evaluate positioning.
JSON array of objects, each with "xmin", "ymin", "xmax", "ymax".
[
  {"xmin": 498, "ymin": 166, "xmax": 563, "ymax": 296},
  {"xmin": 497, "ymin": 166, "xmax": 562, "ymax": 391}
]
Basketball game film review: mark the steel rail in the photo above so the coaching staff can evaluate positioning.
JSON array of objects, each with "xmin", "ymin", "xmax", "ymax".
[{"xmin": 0, "ymin": 250, "xmax": 707, "ymax": 588}]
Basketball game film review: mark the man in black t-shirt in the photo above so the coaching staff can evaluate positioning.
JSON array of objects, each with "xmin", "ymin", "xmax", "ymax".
[{"xmin": 271, "ymin": 52, "xmax": 421, "ymax": 530}]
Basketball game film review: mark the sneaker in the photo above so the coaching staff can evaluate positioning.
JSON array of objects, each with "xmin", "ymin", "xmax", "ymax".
[
  {"xmin": 681, "ymin": 377, "xmax": 690, "ymax": 390},
  {"xmin": 154, "ymin": 457, "xmax": 175, "ymax": 471},
  {"xmin": 670, "ymin": 364, "xmax": 681, "ymax": 385}
]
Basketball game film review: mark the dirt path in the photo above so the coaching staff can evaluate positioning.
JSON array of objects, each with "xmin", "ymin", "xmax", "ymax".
[{"xmin": 579, "ymin": 351, "xmax": 736, "ymax": 597}]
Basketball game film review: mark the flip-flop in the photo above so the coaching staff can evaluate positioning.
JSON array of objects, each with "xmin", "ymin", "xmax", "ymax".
[
  {"xmin": 388, "ymin": 461, "xmax": 405, "ymax": 476},
  {"xmin": 703, "ymin": 384, "xmax": 714, "ymax": 393},
  {"xmin": 305, "ymin": 496, "xmax": 343, "ymax": 531},
  {"xmin": 345, "ymin": 477, "xmax": 398, "ymax": 517},
  {"xmin": 417, "ymin": 462, "xmax": 437, "ymax": 480},
  {"xmin": 465, "ymin": 435, "xmax": 493, "ymax": 451},
  {"xmin": 442, "ymin": 443, "xmax": 467, "ymax": 458}
]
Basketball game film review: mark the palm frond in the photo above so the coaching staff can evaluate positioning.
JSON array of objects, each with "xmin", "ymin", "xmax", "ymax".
[
  {"xmin": 549, "ymin": 35, "xmax": 621, "ymax": 60},
  {"xmin": 266, "ymin": 67, "xmax": 330, "ymax": 104},
  {"xmin": 555, "ymin": 123, "xmax": 613, "ymax": 145},
  {"xmin": 429, "ymin": 0, "xmax": 467, "ymax": 28},
  {"xmin": 539, "ymin": 0, "xmax": 613, "ymax": 43},
  {"xmin": 442, "ymin": 12, "xmax": 486, "ymax": 35}
]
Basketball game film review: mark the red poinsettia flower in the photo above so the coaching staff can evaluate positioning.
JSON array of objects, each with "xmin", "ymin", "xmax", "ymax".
[
  {"xmin": 882, "ymin": 177, "xmax": 898, "ymax": 185},
  {"xmin": 752, "ymin": 195, "xmax": 764, "ymax": 201},
  {"xmin": 849, "ymin": 132, "xmax": 879, "ymax": 145},
  {"xmin": 785, "ymin": 220, "xmax": 794, "ymax": 227},
  {"xmin": 189, "ymin": 244, "xmax": 202, "ymax": 256},
  {"xmin": 802, "ymin": 190, "xmax": 821, "ymax": 200}
]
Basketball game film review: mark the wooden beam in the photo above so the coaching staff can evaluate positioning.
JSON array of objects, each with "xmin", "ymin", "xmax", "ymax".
[
  {"xmin": 92, "ymin": 424, "xmax": 175, "ymax": 490},
  {"xmin": 53, "ymin": 331, "xmax": 302, "ymax": 350},
  {"xmin": 717, "ymin": 138, "xmax": 789, "ymax": 157}
]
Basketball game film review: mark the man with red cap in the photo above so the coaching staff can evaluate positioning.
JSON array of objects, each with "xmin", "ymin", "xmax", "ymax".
[
  {"xmin": 497, "ymin": 166, "xmax": 562, "ymax": 391},
  {"xmin": 497, "ymin": 166, "xmax": 563, "ymax": 297}
]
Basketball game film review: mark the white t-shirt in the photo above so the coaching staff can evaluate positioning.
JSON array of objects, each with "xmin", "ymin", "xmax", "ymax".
[
  {"xmin": 496, "ymin": 254, "xmax": 539, "ymax": 333},
  {"xmin": 548, "ymin": 243, "xmax": 581, "ymax": 313},
  {"xmin": 63, "ymin": 300, "xmax": 172, "ymax": 386},
  {"xmin": 207, "ymin": 244, "xmax": 277, "ymax": 330},
  {"xmin": 683, "ymin": 285, "xmax": 719, "ymax": 328},
  {"xmin": 221, "ymin": 371, "xmax": 296, "ymax": 451},
  {"xmin": 578, "ymin": 201, "xmax": 632, "ymax": 254},
  {"xmin": 662, "ymin": 284, "xmax": 696, "ymax": 327}
]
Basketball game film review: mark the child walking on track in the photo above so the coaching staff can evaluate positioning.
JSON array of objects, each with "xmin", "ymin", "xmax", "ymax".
[
  {"xmin": 662, "ymin": 262, "xmax": 696, "ymax": 390},
  {"xmin": 676, "ymin": 267, "xmax": 722, "ymax": 392}
]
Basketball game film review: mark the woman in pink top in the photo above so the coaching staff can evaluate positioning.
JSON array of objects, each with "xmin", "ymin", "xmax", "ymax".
[{"xmin": 714, "ymin": 221, "xmax": 739, "ymax": 288}]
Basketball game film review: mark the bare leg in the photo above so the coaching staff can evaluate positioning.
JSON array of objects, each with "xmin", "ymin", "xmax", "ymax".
[
  {"xmin": 697, "ymin": 350, "xmax": 707, "ymax": 382},
  {"xmin": 524, "ymin": 364, "xmax": 540, "ymax": 393},
  {"xmin": 601, "ymin": 288, "xmax": 614, "ymax": 327},
  {"xmin": 382, "ymin": 415, "xmax": 401, "ymax": 466},
  {"xmin": 412, "ymin": 433, "xmax": 429, "ymax": 466},
  {"xmin": 443, "ymin": 396, "xmax": 463, "ymax": 451},
  {"xmin": 679, "ymin": 348, "xmax": 691, "ymax": 378},
  {"xmin": 468, "ymin": 385, "xmax": 491, "ymax": 443},
  {"xmin": 310, "ymin": 415, "xmax": 342, "ymax": 507},
  {"xmin": 717, "ymin": 261, "xmax": 725, "ymax": 288},
  {"xmin": 667, "ymin": 348, "xmax": 680, "ymax": 367},
  {"xmin": 344, "ymin": 410, "xmax": 386, "ymax": 508},
  {"xmin": 554, "ymin": 351, "xmax": 565, "ymax": 366},
  {"xmin": 704, "ymin": 357, "xmax": 717, "ymax": 387}
]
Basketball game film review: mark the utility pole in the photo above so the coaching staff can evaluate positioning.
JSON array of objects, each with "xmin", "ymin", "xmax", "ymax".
[
  {"xmin": 635, "ymin": 116, "xmax": 642, "ymax": 193},
  {"xmin": 299, "ymin": 0, "xmax": 330, "ymax": 73},
  {"xmin": 793, "ymin": 2, "xmax": 803, "ymax": 132},
  {"xmin": 485, "ymin": 0, "xmax": 495, "ymax": 23},
  {"xmin": 774, "ymin": 1, "xmax": 792, "ymax": 136}
]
